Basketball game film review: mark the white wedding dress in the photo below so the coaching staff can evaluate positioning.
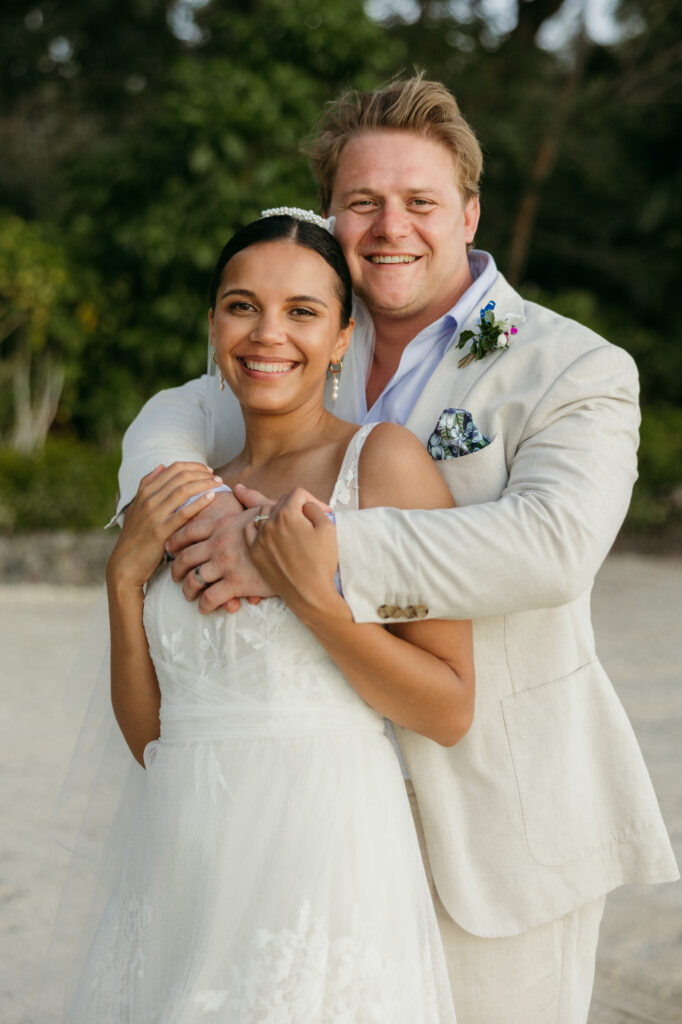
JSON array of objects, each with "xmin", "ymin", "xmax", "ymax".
[{"xmin": 67, "ymin": 425, "xmax": 456, "ymax": 1023}]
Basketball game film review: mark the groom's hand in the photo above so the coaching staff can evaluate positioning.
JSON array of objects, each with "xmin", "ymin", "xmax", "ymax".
[{"xmin": 167, "ymin": 488, "xmax": 276, "ymax": 613}]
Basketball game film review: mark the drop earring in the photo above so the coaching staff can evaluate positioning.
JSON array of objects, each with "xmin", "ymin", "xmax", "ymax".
[
  {"xmin": 211, "ymin": 351, "xmax": 226, "ymax": 391},
  {"xmin": 328, "ymin": 360, "xmax": 342, "ymax": 403}
]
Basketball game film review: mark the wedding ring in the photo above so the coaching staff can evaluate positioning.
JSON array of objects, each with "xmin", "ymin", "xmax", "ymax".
[
  {"xmin": 194, "ymin": 565, "xmax": 209, "ymax": 587},
  {"xmin": 253, "ymin": 514, "xmax": 270, "ymax": 525}
]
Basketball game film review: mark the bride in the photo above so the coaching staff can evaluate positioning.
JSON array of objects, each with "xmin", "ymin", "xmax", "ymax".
[{"xmin": 67, "ymin": 213, "xmax": 474, "ymax": 1022}]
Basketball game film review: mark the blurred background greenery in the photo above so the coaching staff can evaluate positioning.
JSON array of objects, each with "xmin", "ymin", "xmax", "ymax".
[{"xmin": 0, "ymin": 0, "xmax": 680, "ymax": 539}]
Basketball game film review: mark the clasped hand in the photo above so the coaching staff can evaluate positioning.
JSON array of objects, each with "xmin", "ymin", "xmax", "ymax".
[
  {"xmin": 166, "ymin": 480, "xmax": 339, "ymax": 615},
  {"xmin": 246, "ymin": 489, "xmax": 342, "ymax": 622},
  {"xmin": 107, "ymin": 462, "xmax": 222, "ymax": 590}
]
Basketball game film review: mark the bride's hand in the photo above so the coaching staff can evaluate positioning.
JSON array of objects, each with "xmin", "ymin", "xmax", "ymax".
[
  {"xmin": 107, "ymin": 462, "xmax": 222, "ymax": 590},
  {"xmin": 246, "ymin": 488, "xmax": 347, "ymax": 623}
]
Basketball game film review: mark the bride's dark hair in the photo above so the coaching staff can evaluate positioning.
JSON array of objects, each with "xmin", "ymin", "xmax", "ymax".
[{"xmin": 209, "ymin": 215, "xmax": 353, "ymax": 327}]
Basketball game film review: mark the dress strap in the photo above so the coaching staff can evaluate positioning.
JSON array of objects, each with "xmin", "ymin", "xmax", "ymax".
[{"xmin": 330, "ymin": 422, "xmax": 380, "ymax": 512}]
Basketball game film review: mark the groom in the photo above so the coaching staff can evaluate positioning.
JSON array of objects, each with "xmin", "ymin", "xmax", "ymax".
[{"xmin": 116, "ymin": 77, "xmax": 678, "ymax": 1022}]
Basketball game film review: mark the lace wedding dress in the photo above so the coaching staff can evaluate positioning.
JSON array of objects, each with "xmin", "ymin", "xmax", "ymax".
[{"xmin": 67, "ymin": 424, "xmax": 456, "ymax": 1023}]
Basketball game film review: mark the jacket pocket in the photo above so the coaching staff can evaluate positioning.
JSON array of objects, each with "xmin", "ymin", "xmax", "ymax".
[
  {"xmin": 435, "ymin": 432, "xmax": 508, "ymax": 506},
  {"xmin": 502, "ymin": 660, "xmax": 658, "ymax": 866}
]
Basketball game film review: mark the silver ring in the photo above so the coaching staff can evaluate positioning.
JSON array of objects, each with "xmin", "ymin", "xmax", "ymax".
[
  {"xmin": 253, "ymin": 513, "xmax": 270, "ymax": 525},
  {"xmin": 194, "ymin": 565, "xmax": 209, "ymax": 587}
]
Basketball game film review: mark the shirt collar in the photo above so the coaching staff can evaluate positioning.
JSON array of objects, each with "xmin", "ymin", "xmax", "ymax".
[{"xmin": 440, "ymin": 249, "xmax": 498, "ymax": 333}]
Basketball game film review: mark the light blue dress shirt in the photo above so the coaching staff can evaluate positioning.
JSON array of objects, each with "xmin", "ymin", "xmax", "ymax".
[
  {"xmin": 349, "ymin": 250, "xmax": 497, "ymax": 775},
  {"xmin": 357, "ymin": 250, "xmax": 498, "ymax": 426}
]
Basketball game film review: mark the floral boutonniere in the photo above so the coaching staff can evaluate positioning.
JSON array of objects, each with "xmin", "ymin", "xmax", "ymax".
[{"xmin": 456, "ymin": 300, "xmax": 524, "ymax": 368}]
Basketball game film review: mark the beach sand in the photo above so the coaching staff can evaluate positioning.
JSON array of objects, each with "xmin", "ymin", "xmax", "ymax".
[{"xmin": 1, "ymin": 554, "xmax": 680, "ymax": 1022}]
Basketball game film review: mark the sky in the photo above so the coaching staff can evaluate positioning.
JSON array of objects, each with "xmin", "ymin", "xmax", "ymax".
[
  {"xmin": 364, "ymin": 0, "xmax": 628, "ymax": 49},
  {"xmin": 168, "ymin": 0, "xmax": 631, "ymax": 51}
]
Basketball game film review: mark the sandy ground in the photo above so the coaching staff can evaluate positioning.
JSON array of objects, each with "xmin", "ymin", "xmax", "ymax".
[{"xmin": 1, "ymin": 553, "xmax": 680, "ymax": 1023}]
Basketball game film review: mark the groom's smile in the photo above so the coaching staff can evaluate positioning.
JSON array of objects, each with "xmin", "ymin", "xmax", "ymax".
[{"xmin": 366, "ymin": 253, "xmax": 421, "ymax": 264}]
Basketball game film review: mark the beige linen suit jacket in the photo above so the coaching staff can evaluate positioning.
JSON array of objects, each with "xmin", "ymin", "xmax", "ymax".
[{"xmin": 117, "ymin": 272, "xmax": 678, "ymax": 939}]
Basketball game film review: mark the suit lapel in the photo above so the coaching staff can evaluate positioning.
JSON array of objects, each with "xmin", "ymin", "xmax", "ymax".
[{"xmin": 406, "ymin": 273, "xmax": 525, "ymax": 445}]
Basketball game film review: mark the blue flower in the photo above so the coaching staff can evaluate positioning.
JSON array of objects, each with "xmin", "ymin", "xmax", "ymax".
[{"xmin": 456, "ymin": 299, "xmax": 523, "ymax": 368}]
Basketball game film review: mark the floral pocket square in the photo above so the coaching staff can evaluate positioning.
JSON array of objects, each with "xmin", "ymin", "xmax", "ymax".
[{"xmin": 427, "ymin": 409, "xmax": 490, "ymax": 460}]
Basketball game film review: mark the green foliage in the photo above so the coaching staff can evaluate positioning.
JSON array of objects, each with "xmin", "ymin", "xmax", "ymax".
[
  {"xmin": 0, "ymin": 0, "xmax": 187, "ymax": 220},
  {"xmin": 0, "ymin": 213, "xmax": 67, "ymax": 348},
  {"xmin": 0, "ymin": 0, "xmax": 182, "ymax": 112},
  {"xmin": 55, "ymin": 0, "xmax": 403, "ymax": 441},
  {"xmin": 0, "ymin": 0, "xmax": 680, "ymax": 536},
  {"xmin": 626, "ymin": 403, "xmax": 682, "ymax": 532},
  {"xmin": 0, "ymin": 436, "xmax": 119, "ymax": 532},
  {"xmin": 380, "ymin": 0, "xmax": 682, "ymax": 380},
  {"xmin": 638, "ymin": 405, "xmax": 682, "ymax": 495},
  {"xmin": 0, "ymin": 212, "xmax": 96, "ymax": 446}
]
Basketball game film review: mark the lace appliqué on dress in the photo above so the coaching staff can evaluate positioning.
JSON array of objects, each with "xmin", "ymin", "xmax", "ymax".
[
  {"xmin": 160, "ymin": 627, "xmax": 184, "ymax": 666},
  {"xmin": 330, "ymin": 423, "xmax": 378, "ymax": 513},
  {"xmin": 199, "ymin": 618, "xmax": 226, "ymax": 664},
  {"xmin": 193, "ymin": 900, "xmax": 440, "ymax": 1023},
  {"xmin": 232, "ymin": 598, "xmax": 290, "ymax": 651}
]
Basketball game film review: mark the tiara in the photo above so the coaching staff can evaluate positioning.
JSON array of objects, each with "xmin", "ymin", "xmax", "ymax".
[{"xmin": 260, "ymin": 206, "xmax": 335, "ymax": 234}]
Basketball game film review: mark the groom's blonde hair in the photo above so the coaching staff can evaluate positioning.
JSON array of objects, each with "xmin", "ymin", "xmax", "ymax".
[{"xmin": 305, "ymin": 73, "xmax": 483, "ymax": 212}]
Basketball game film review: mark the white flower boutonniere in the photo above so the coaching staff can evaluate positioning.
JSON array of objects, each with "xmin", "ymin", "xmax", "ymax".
[{"xmin": 457, "ymin": 300, "xmax": 524, "ymax": 368}]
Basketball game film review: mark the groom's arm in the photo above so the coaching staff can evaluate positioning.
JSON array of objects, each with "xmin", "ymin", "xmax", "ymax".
[
  {"xmin": 117, "ymin": 377, "xmax": 210, "ymax": 512},
  {"xmin": 335, "ymin": 343, "xmax": 639, "ymax": 622},
  {"xmin": 116, "ymin": 376, "xmax": 273, "ymax": 609}
]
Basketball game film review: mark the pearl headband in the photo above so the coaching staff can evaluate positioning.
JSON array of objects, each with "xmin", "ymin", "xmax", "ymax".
[{"xmin": 260, "ymin": 206, "xmax": 335, "ymax": 234}]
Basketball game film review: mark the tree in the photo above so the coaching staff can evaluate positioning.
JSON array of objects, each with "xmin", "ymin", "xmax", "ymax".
[
  {"xmin": 0, "ymin": 0, "xmax": 188, "ymax": 217},
  {"xmin": 376, "ymin": 0, "xmax": 682, "ymax": 399},
  {"xmin": 0, "ymin": 212, "xmax": 92, "ymax": 449},
  {"xmin": 57, "ymin": 0, "xmax": 404, "ymax": 440}
]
